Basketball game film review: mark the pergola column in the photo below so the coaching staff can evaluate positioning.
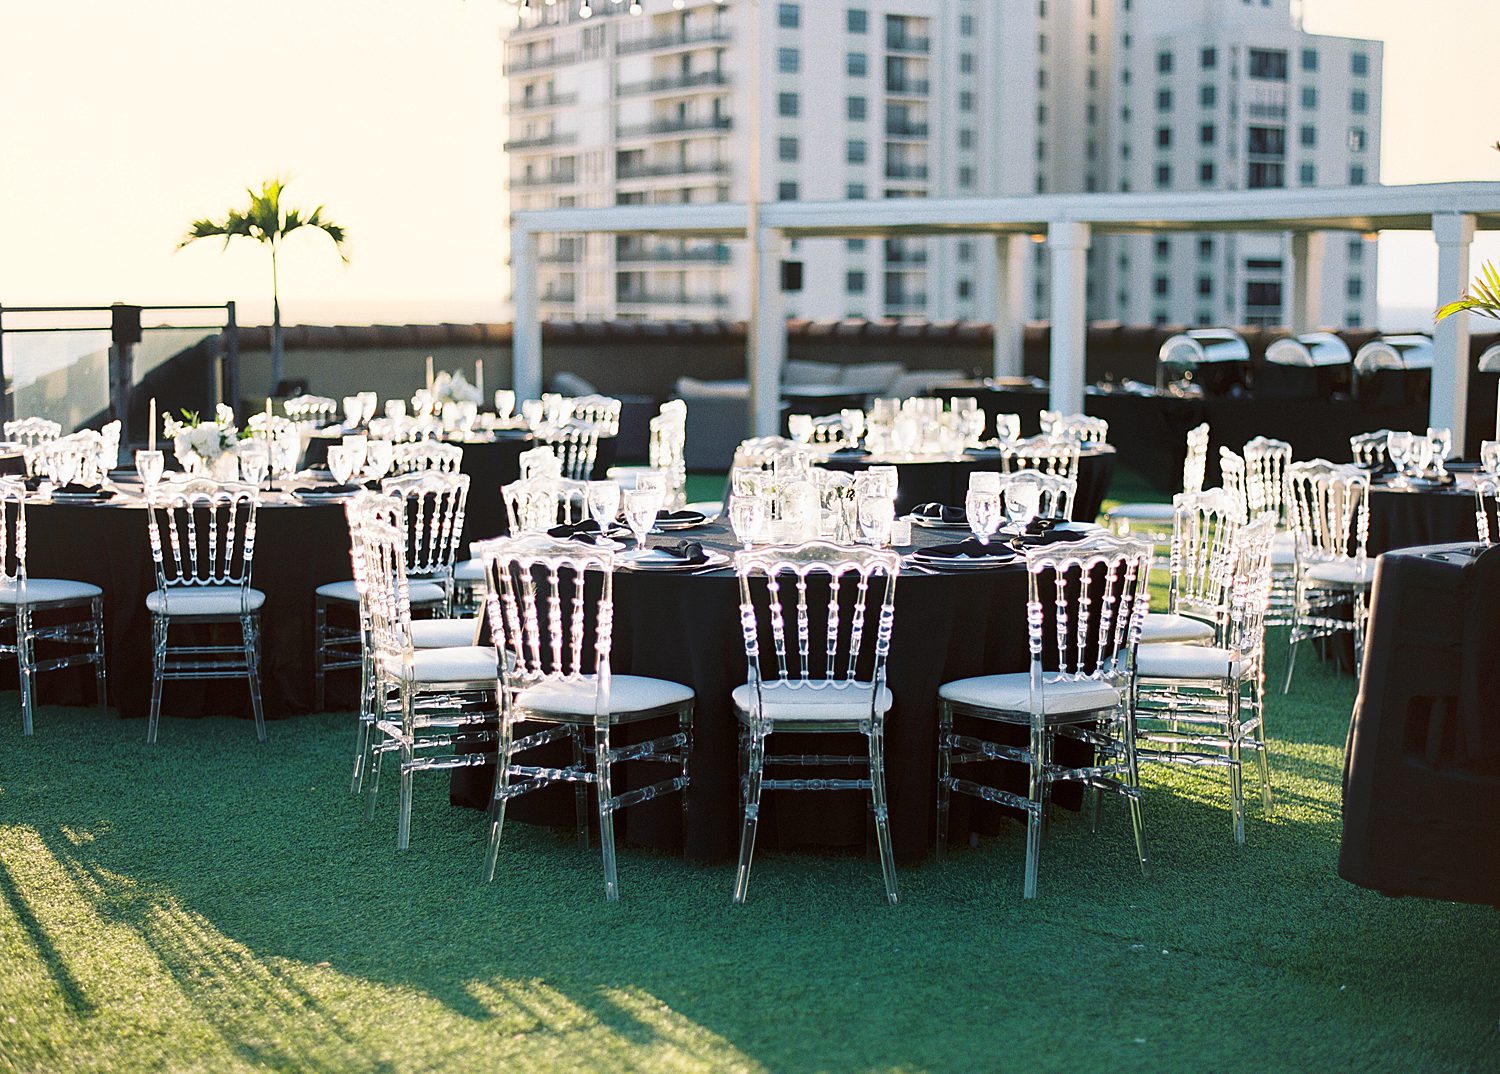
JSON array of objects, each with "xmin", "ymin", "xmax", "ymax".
[
  {"xmin": 748, "ymin": 226, "xmax": 786, "ymax": 437},
  {"xmin": 511, "ymin": 226, "xmax": 542, "ymax": 401},
  {"xmin": 1431, "ymin": 212, "xmax": 1476, "ymax": 444},
  {"xmin": 1290, "ymin": 231, "xmax": 1326, "ymax": 333},
  {"xmin": 993, "ymin": 234, "xmax": 1027, "ymax": 378},
  {"xmin": 1046, "ymin": 220, "xmax": 1091, "ymax": 414}
]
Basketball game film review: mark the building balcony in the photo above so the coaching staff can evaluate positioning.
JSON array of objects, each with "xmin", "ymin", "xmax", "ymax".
[
  {"xmin": 616, "ymin": 25, "xmax": 732, "ymax": 56},
  {"xmin": 616, "ymin": 70, "xmax": 729, "ymax": 98},
  {"xmin": 616, "ymin": 160, "xmax": 730, "ymax": 181},
  {"xmin": 885, "ymin": 122, "xmax": 929, "ymax": 140},
  {"xmin": 615, "ymin": 244, "xmax": 733, "ymax": 264},
  {"xmin": 510, "ymin": 91, "xmax": 580, "ymax": 114},
  {"xmin": 510, "ymin": 170, "xmax": 579, "ymax": 189},
  {"xmin": 538, "ymin": 250, "xmax": 580, "ymax": 264},
  {"xmin": 885, "ymin": 33, "xmax": 931, "ymax": 53},
  {"xmin": 883, "ymin": 248, "xmax": 928, "ymax": 265},
  {"xmin": 616, "ymin": 292, "xmax": 732, "ymax": 309},
  {"xmin": 616, "ymin": 116, "xmax": 733, "ymax": 139},
  {"xmin": 540, "ymin": 290, "xmax": 578, "ymax": 304},
  {"xmin": 883, "ymin": 296, "xmax": 929, "ymax": 314},
  {"xmin": 884, "ymin": 163, "xmax": 929, "ymax": 181},
  {"xmin": 503, "ymin": 131, "xmax": 578, "ymax": 152},
  {"xmin": 503, "ymin": 50, "xmax": 579, "ymax": 75},
  {"xmin": 885, "ymin": 78, "xmax": 930, "ymax": 97}
]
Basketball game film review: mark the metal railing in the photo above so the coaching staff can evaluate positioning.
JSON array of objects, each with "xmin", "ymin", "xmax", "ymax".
[
  {"xmin": 616, "ymin": 70, "xmax": 729, "ymax": 98},
  {"xmin": 510, "ymin": 91, "xmax": 580, "ymax": 113},
  {"xmin": 511, "ymin": 170, "xmax": 579, "ymax": 189},
  {"xmin": 615, "ymin": 293, "xmax": 731, "ymax": 308},
  {"xmin": 885, "ymin": 79, "xmax": 930, "ymax": 96},
  {"xmin": 615, "ymin": 244, "xmax": 733, "ymax": 264},
  {"xmin": 503, "ymin": 131, "xmax": 579, "ymax": 152},
  {"xmin": 616, "ymin": 25, "xmax": 732, "ymax": 56},
  {"xmin": 503, "ymin": 50, "xmax": 579, "ymax": 74},
  {"xmin": 617, "ymin": 160, "xmax": 730, "ymax": 180},
  {"xmin": 616, "ymin": 116, "xmax": 733, "ymax": 139}
]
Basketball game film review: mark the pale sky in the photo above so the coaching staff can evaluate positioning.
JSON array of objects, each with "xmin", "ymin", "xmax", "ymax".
[{"xmin": 0, "ymin": 0, "xmax": 1496, "ymax": 328}]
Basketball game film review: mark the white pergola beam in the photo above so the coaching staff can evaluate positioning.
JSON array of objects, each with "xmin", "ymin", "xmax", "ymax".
[
  {"xmin": 750, "ymin": 228, "xmax": 786, "ymax": 438},
  {"xmin": 1047, "ymin": 221, "xmax": 1091, "ymax": 415},
  {"xmin": 1290, "ymin": 231, "xmax": 1327, "ymax": 334},
  {"xmin": 993, "ymin": 234, "xmax": 1027, "ymax": 378},
  {"xmin": 1432, "ymin": 212, "xmax": 1476, "ymax": 445},
  {"xmin": 511, "ymin": 226, "xmax": 542, "ymax": 402}
]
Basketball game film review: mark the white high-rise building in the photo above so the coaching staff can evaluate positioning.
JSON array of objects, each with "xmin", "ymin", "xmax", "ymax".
[{"xmin": 502, "ymin": 0, "xmax": 1380, "ymax": 329}]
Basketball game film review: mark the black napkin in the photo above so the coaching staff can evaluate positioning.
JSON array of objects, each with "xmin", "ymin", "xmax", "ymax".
[
  {"xmin": 921, "ymin": 538, "xmax": 1011, "ymax": 559},
  {"xmin": 1025, "ymin": 517, "xmax": 1065, "ymax": 534},
  {"xmin": 912, "ymin": 502, "xmax": 968, "ymax": 524},
  {"xmin": 1013, "ymin": 527, "xmax": 1090, "ymax": 547},
  {"xmin": 296, "ymin": 482, "xmax": 363, "ymax": 495},
  {"xmin": 655, "ymin": 540, "xmax": 708, "ymax": 565},
  {"xmin": 656, "ymin": 509, "xmax": 706, "ymax": 525},
  {"xmin": 23, "ymin": 475, "xmax": 45, "ymax": 492},
  {"xmin": 548, "ymin": 521, "xmax": 612, "ymax": 545},
  {"xmin": 830, "ymin": 445, "xmax": 871, "ymax": 457},
  {"xmin": 53, "ymin": 483, "xmax": 114, "ymax": 499},
  {"xmin": 964, "ymin": 446, "xmax": 1003, "ymax": 457}
]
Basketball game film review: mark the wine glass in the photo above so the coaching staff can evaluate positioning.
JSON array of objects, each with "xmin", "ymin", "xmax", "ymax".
[
  {"xmin": 730, "ymin": 494, "xmax": 768, "ymax": 550},
  {"xmin": 1483, "ymin": 440, "xmax": 1500, "ymax": 476},
  {"xmin": 363, "ymin": 438, "xmax": 394, "ymax": 480},
  {"xmin": 1407, "ymin": 435, "xmax": 1433, "ymax": 482},
  {"xmin": 385, "ymin": 399, "xmax": 407, "ymax": 420},
  {"xmin": 968, "ymin": 469, "xmax": 1000, "ymax": 495},
  {"xmin": 839, "ymin": 408, "xmax": 866, "ymax": 443},
  {"xmin": 866, "ymin": 465, "xmax": 899, "ymax": 501},
  {"xmin": 1003, "ymin": 479, "xmax": 1042, "ymax": 533},
  {"xmin": 358, "ymin": 392, "xmax": 379, "ymax": 425},
  {"xmin": 788, "ymin": 414, "xmax": 814, "ymax": 445},
  {"xmin": 327, "ymin": 446, "xmax": 357, "ymax": 487},
  {"xmin": 891, "ymin": 413, "xmax": 920, "ymax": 457},
  {"xmin": 587, "ymin": 480, "xmax": 622, "ymax": 530},
  {"xmin": 51, "ymin": 449, "xmax": 79, "ymax": 488},
  {"xmin": 965, "ymin": 489, "xmax": 1002, "ymax": 546},
  {"xmin": 494, "ymin": 390, "xmax": 516, "ymax": 421},
  {"xmin": 1385, "ymin": 431, "xmax": 1413, "ymax": 487},
  {"xmin": 341, "ymin": 435, "xmax": 368, "ymax": 477},
  {"xmin": 135, "ymin": 449, "xmax": 165, "ymax": 491},
  {"xmin": 1427, "ymin": 426, "xmax": 1453, "ymax": 478},
  {"xmin": 238, "ymin": 444, "xmax": 269, "ymax": 489},
  {"xmin": 858, "ymin": 494, "xmax": 895, "ymax": 547},
  {"xmin": 622, "ymin": 488, "xmax": 659, "ymax": 553},
  {"xmin": 521, "ymin": 399, "xmax": 545, "ymax": 427},
  {"xmin": 994, "ymin": 414, "xmax": 1021, "ymax": 442},
  {"xmin": 342, "ymin": 396, "xmax": 362, "ymax": 427}
]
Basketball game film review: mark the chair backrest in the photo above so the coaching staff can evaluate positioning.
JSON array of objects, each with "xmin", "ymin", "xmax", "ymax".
[
  {"xmin": 284, "ymin": 395, "xmax": 339, "ymax": 423},
  {"xmin": 354, "ymin": 514, "xmax": 415, "ymax": 662},
  {"xmin": 1218, "ymin": 448, "xmax": 1247, "ymax": 520},
  {"xmin": 1167, "ymin": 488, "xmax": 1244, "ymax": 628},
  {"xmin": 35, "ymin": 432, "xmax": 106, "ymax": 484},
  {"xmin": 1001, "ymin": 435, "xmax": 1080, "ymax": 482},
  {"xmin": 503, "ymin": 476, "xmax": 589, "ymax": 533},
  {"xmin": 1285, "ymin": 460, "xmax": 1369, "ymax": 566},
  {"xmin": 1023, "ymin": 533, "xmax": 1151, "ymax": 700},
  {"xmin": 733, "ymin": 436, "xmax": 800, "ymax": 470},
  {"xmin": 379, "ymin": 470, "xmax": 469, "ymax": 579},
  {"xmin": 733, "ymin": 541, "xmax": 899, "ymax": 719},
  {"xmin": 1224, "ymin": 513, "xmax": 1278, "ymax": 658},
  {"xmin": 538, "ymin": 422, "xmax": 603, "ymax": 481},
  {"xmin": 1243, "ymin": 436, "xmax": 1292, "ymax": 525},
  {"xmin": 391, "ymin": 439, "xmax": 462, "ymax": 474},
  {"xmin": 518, "ymin": 444, "xmax": 564, "ymax": 480},
  {"xmin": 1349, "ymin": 430, "xmax": 1391, "ymax": 468},
  {"xmin": 1181, "ymin": 423, "xmax": 1211, "ymax": 494},
  {"xmin": 478, "ymin": 534, "xmax": 616, "ymax": 719},
  {"xmin": 4, "ymin": 417, "xmax": 61, "ymax": 450},
  {"xmin": 648, "ymin": 413, "xmax": 688, "ymax": 507},
  {"xmin": 1040, "ymin": 410, "xmax": 1109, "ymax": 444},
  {"xmin": 1476, "ymin": 477, "xmax": 1499, "ymax": 545},
  {"xmin": 145, "ymin": 479, "xmax": 259, "ymax": 598},
  {"xmin": 995, "ymin": 471, "xmax": 1077, "ymax": 521},
  {"xmin": 569, "ymin": 395, "xmax": 623, "ymax": 437},
  {"xmin": 0, "ymin": 479, "xmax": 30, "ymax": 584},
  {"xmin": 98, "ymin": 419, "xmax": 122, "ymax": 471}
]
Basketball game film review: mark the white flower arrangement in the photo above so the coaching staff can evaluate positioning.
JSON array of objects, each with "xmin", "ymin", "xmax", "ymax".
[
  {"xmin": 430, "ymin": 369, "xmax": 482, "ymax": 405},
  {"xmin": 163, "ymin": 404, "xmax": 240, "ymax": 468}
]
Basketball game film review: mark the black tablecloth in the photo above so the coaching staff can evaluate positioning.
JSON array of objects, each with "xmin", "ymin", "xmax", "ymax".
[
  {"xmin": 1368, "ymin": 482, "xmax": 1479, "ymax": 557},
  {"xmin": 451, "ymin": 523, "xmax": 1097, "ymax": 862},
  {"xmin": 816, "ymin": 446, "xmax": 1116, "ymax": 522},
  {"xmin": 26, "ymin": 497, "xmax": 352, "ymax": 720}
]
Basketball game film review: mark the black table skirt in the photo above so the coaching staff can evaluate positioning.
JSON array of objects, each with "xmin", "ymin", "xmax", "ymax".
[
  {"xmin": 1369, "ymin": 485, "xmax": 1480, "ymax": 557},
  {"xmin": 817, "ymin": 447, "xmax": 1116, "ymax": 523},
  {"xmin": 26, "ymin": 500, "xmax": 351, "ymax": 720},
  {"xmin": 451, "ymin": 523, "xmax": 1093, "ymax": 863}
]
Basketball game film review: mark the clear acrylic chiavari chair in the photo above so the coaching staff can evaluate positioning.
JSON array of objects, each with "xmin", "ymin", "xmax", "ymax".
[
  {"xmin": 1133, "ymin": 513, "xmax": 1278, "ymax": 843},
  {"xmin": 143, "ymin": 479, "xmax": 264, "ymax": 744},
  {"xmin": 1218, "ymin": 448, "xmax": 1248, "ymax": 518},
  {"xmin": 1244, "ymin": 436, "xmax": 1296, "ymax": 625},
  {"xmin": 995, "ymin": 472, "xmax": 1077, "ymax": 522},
  {"xmin": 1107, "ymin": 422, "xmax": 1211, "ymax": 542},
  {"xmin": 5, "ymin": 417, "xmax": 62, "ymax": 476},
  {"xmin": 1476, "ymin": 477, "xmax": 1500, "ymax": 545},
  {"xmin": 479, "ymin": 534, "xmax": 693, "ymax": 900},
  {"xmin": 731, "ymin": 541, "xmax": 902, "ymax": 904},
  {"xmin": 1283, "ymin": 460, "xmax": 1372, "ymax": 692},
  {"xmin": 568, "ymin": 395, "xmax": 623, "ymax": 437},
  {"xmin": 1001, "ymin": 435, "xmax": 1081, "ymax": 484},
  {"xmin": 391, "ymin": 440, "xmax": 462, "ymax": 474},
  {"xmin": 1140, "ymin": 489, "xmax": 1244, "ymax": 647},
  {"xmin": 537, "ymin": 422, "xmax": 602, "ymax": 482},
  {"xmin": 1039, "ymin": 410, "xmax": 1109, "ymax": 444},
  {"xmin": 936, "ymin": 533, "xmax": 1152, "ymax": 899},
  {"xmin": 502, "ymin": 476, "xmax": 589, "ymax": 534},
  {"xmin": 519, "ymin": 445, "xmax": 564, "ymax": 480},
  {"xmin": 1349, "ymin": 430, "xmax": 1392, "ymax": 469},
  {"xmin": 0, "ymin": 480, "xmax": 107, "ymax": 734},
  {"xmin": 355, "ymin": 513, "xmax": 498, "ymax": 849}
]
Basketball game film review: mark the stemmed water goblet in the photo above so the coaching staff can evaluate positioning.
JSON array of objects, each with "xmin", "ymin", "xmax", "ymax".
[
  {"xmin": 358, "ymin": 392, "xmax": 378, "ymax": 425},
  {"xmin": 857, "ymin": 493, "xmax": 895, "ymax": 547},
  {"xmin": 623, "ymin": 489, "xmax": 661, "ymax": 554},
  {"xmin": 1385, "ymin": 431, "xmax": 1413, "ymax": 488},
  {"xmin": 342, "ymin": 396, "xmax": 362, "ymax": 427},
  {"xmin": 238, "ymin": 444, "xmax": 270, "ymax": 489},
  {"xmin": 363, "ymin": 439, "xmax": 394, "ymax": 480},
  {"xmin": 1483, "ymin": 440, "xmax": 1500, "ymax": 476},
  {"xmin": 341, "ymin": 436, "xmax": 368, "ymax": 479},
  {"xmin": 385, "ymin": 400, "xmax": 407, "ymax": 420},
  {"xmin": 1427, "ymin": 427, "xmax": 1453, "ymax": 479},
  {"xmin": 587, "ymin": 480, "xmax": 622, "ymax": 533},
  {"xmin": 788, "ymin": 414, "xmax": 814, "ymax": 445},
  {"xmin": 135, "ymin": 449, "xmax": 165, "ymax": 493},
  {"xmin": 965, "ymin": 489, "xmax": 1002, "ymax": 546},
  {"xmin": 1003, "ymin": 479, "xmax": 1042, "ymax": 534},
  {"xmin": 729, "ymin": 494, "xmax": 768, "ymax": 551},
  {"xmin": 327, "ymin": 446, "xmax": 358, "ymax": 488},
  {"xmin": 494, "ymin": 390, "xmax": 516, "ymax": 422}
]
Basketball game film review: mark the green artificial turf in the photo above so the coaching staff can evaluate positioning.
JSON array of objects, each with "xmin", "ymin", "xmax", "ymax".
[{"xmin": 1, "ymin": 635, "xmax": 1496, "ymax": 1074}]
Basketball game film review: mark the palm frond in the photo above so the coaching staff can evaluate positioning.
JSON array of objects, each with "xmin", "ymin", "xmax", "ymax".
[
  {"xmin": 1436, "ymin": 260, "xmax": 1500, "ymax": 322},
  {"xmin": 175, "ymin": 177, "xmax": 346, "ymax": 261}
]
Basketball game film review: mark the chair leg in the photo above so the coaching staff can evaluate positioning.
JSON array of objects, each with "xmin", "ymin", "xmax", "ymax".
[
  {"xmin": 242, "ymin": 615, "xmax": 266, "ymax": 743},
  {"xmin": 147, "ymin": 615, "xmax": 167, "ymax": 744},
  {"xmin": 1227, "ymin": 681, "xmax": 1246, "ymax": 845},
  {"xmin": 16, "ymin": 605, "xmax": 35, "ymax": 737},
  {"xmin": 1023, "ymin": 719, "xmax": 1045, "ymax": 900},
  {"xmin": 314, "ymin": 600, "xmax": 328, "ymax": 713},
  {"xmin": 1282, "ymin": 577, "xmax": 1303, "ymax": 694},
  {"xmin": 868, "ymin": 721, "xmax": 899, "ymax": 906},
  {"xmin": 572, "ymin": 726, "xmax": 591, "ymax": 850},
  {"xmin": 935, "ymin": 701, "xmax": 953, "ymax": 858},
  {"xmin": 91, "ymin": 596, "xmax": 107, "ymax": 712},
  {"xmin": 595, "ymin": 723, "xmax": 619, "ymax": 902},
  {"xmin": 1123, "ymin": 707, "xmax": 1150, "ymax": 876},
  {"xmin": 1251, "ymin": 678, "xmax": 1273, "ymax": 814},
  {"xmin": 351, "ymin": 652, "xmax": 372, "ymax": 794},
  {"xmin": 732, "ymin": 728, "xmax": 766, "ymax": 905},
  {"xmin": 483, "ymin": 708, "xmax": 516, "ymax": 883},
  {"xmin": 396, "ymin": 687, "xmax": 415, "ymax": 851},
  {"xmin": 678, "ymin": 707, "xmax": 693, "ymax": 843}
]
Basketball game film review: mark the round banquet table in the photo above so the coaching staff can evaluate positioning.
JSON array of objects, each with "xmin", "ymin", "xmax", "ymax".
[
  {"xmin": 1368, "ymin": 472, "xmax": 1482, "ymax": 557},
  {"xmin": 815, "ymin": 445, "xmax": 1116, "ymax": 523},
  {"xmin": 25, "ymin": 488, "xmax": 352, "ymax": 720},
  {"xmin": 450, "ymin": 521, "xmax": 1098, "ymax": 863}
]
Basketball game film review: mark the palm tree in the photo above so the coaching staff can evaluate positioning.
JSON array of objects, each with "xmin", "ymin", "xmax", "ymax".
[{"xmin": 179, "ymin": 178, "xmax": 348, "ymax": 395}]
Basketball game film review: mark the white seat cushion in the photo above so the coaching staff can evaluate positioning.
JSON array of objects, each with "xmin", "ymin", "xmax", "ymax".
[
  {"xmin": 453, "ymin": 559, "xmax": 485, "ymax": 582},
  {"xmin": 939, "ymin": 672, "xmax": 1120, "ymax": 716},
  {"xmin": 1140, "ymin": 612, "xmax": 1216, "ymax": 645},
  {"xmin": 517, "ymin": 674, "xmax": 694, "ymax": 717},
  {"xmin": 1137, "ymin": 643, "xmax": 1241, "ymax": 679},
  {"xmin": 408, "ymin": 646, "xmax": 498, "ymax": 683},
  {"xmin": 0, "ymin": 577, "xmax": 102, "ymax": 605},
  {"xmin": 146, "ymin": 586, "xmax": 265, "ymax": 617},
  {"xmin": 411, "ymin": 618, "xmax": 479, "ymax": 649},
  {"xmin": 1305, "ymin": 560, "xmax": 1376, "ymax": 587},
  {"xmin": 731, "ymin": 680, "xmax": 893, "ymax": 721},
  {"xmin": 316, "ymin": 579, "xmax": 446, "ymax": 604},
  {"xmin": 1271, "ymin": 545, "xmax": 1297, "ymax": 567},
  {"xmin": 1107, "ymin": 502, "xmax": 1175, "ymax": 522},
  {"xmin": 1272, "ymin": 530, "xmax": 1296, "ymax": 553}
]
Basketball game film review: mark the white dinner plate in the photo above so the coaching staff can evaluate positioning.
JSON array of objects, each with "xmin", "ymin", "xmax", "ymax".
[{"xmin": 619, "ymin": 548, "xmax": 730, "ymax": 572}]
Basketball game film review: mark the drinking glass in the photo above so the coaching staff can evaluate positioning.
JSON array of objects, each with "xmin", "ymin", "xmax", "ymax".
[
  {"xmin": 494, "ymin": 390, "xmax": 516, "ymax": 421},
  {"xmin": 858, "ymin": 494, "xmax": 896, "ymax": 547},
  {"xmin": 730, "ymin": 494, "xmax": 768, "ymax": 550},
  {"xmin": 1483, "ymin": 440, "xmax": 1500, "ymax": 476},
  {"xmin": 839, "ymin": 408, "xmax": 866, "ymax": 443},
  {"xmin": 521, "ymin": 399, "xmax": 545, "ymax": 427},
  {"xmin": 622, "ymin": 489, "xmax": 660, "ymax": 552},
  {"xmin": 341, "ymin": 435, "xmax": 369, "ymax": 476},
  {"xmin": 994, "ymin": 414, "xmax": 1021, "ymax": 442},
  {"xmin": 1385, "ymin": 431, "xmax": 1413, "ymax": 487},
  {"xmin": 385, "ymin": 399, "xmax": 407, "ymax": 420},
  {"xmin": 779, "ymin": 479, "xmax": 819, "ymax": 541},
  {"xmin": 587, "ymin": 480, "xmax": 622, "ymax": 529},
  {"xmin": 1407, "ymin": 435, "xmax": 1433, "ymax": 481},
  {"xmin": 270, "ymin": 430, "xmax": 300, "ymax": 481},
  {"xmin": 328, "ymin": 446, "xmax": 357, "ymax": 487},
  {"xmin": 866, "ymin": 465, "xmax": 899, "ymax": 501},
  {"xmin": 135, "ymin": 449, "xmax": 165, "ymax": 490},
  {"xmin": 358, "ymin": 391, "xmax": 379, "ymax": 425},
  {"xmin": 968, "ymin": 469, "xmax": 1001, "ymax": 495},
  {"xmin": 891, "ymin": 413, "xmax": 921, "ymax": 456},
  {"xmin": 965, "ymin": 489, "xmax": 1002, "ymax": 546},
  {"xmin": 788, "ymin": 414, "xmax": 814, "ymax": 444},
  {"xmin": 342, "ymin": 396, "xmax": 361, "ymax": 426},
  {"xmin": 1003, "ymin": 479, "xmax": 1042, "ymax": 532},
  {"xmin": 1427, "ymin": 426, "xmax": 1453, "ymax": 477},
  {"xmin": 238, "ymin": 444, "xmax": 270, "ymax": 488},
  {"xmin": 364, "ymin": 438, "xmax": 394, "ymax": 479},
  {"xmin": 51, "ymin": 450, "xmax": 79, "ymax": 488}
]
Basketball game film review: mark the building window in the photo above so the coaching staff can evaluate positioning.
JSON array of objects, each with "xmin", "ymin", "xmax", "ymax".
[
  {"xmin": 1198, "ymin": 276, "xmax": 1212, "ymax": 296},
  {"xmin": 846, "ymin": 139, "xmax": 867, "ymax": 164},
  {"xmin": 1200, "ymin": 123, "xmax": 1216, "ymax": 145},
  {"xmin": 1155, "ymin": 238, "xmax": 1171, "ymax": 259},
  {"xmin": 1301, "ymin": 48, "xmax": 1318, "ymax": 72},
  {"xmin": 846, "ymin": 238, "xmax": 865, "ymax": 251},
  {"xmin": 846, "ymin": 270, "xmax": 866, "ymax": 293},
  {"xmin": 1301, "ymin": 86, "xmax": 1317, "ymax": 109},
  {"xmin": 1156, "ymin": 164, "xmax": 1172, "ymax": 187},
  {"xmin": 1198, "ymin": 237, "xmax": 1214, "ymax": 259},
  {"xmin": 846, "ymin": 183, "xmax": 866, "ymax": 199},
  {"xmin": 1036, "ymin": 139, "xmax": 1046, "ymax": 161},
  {"xmin": 1157, "ymin": 89, "xmax": 1173, "ymax": 111},
  {"xmin": 1351, "ymin": 90, "xmax": 1368, "ymax": 114},
  {"xmin": 1200, "ymin": 84, "xmax": 1217, "ymax": 108},
  {"xmin": 1300, "ymin": 124, "xmax": 1316, "ymax": 147},
  {"xmin": 1122, "ymin": 68, "xmax": 1132, "ymax": 85},
  {"xmin": 960, "ymin": 91, "xmax": 974, "ymax": 112},
  {"xmin": 778, "ymin": 136, "xmax": 799, "ymax": 162},
  {"xmin": 1350, "ymin": 164, "xmax": 1367, "ymax": 185},
  {"xmin": 959, "ymin": 14, "xmax": 974, "ymax": 36},
  {"xmin": 1039, "ymin": 70, "xmax": 1048, "ymax": 89},
  {"xmin": 960, "ymin": 52, "xmax": 975, "ymax": 74},
  {"xmin": 1154, "ymin": 276, "xmax": 1169, "ymax": 296},
  {"xmin": 1038, "ymin": 33, "xmax": 1048, "ymax": 55},
  {"xmin": 777, "ymin": 181, "xmax": 799, "ymax": 200},
  {"xmin": 1347, "ymin": 310, "xmax": 1363, "ymax": 328},
  {"xmin": 1300, "ymin": 162, "xmax": 1315, "ymax": 185},
  {"xmin": 1348, "ymin": 127, "xmax": 1367, "ymax": 152},
  {"xmin": 1087, "ymin": 103, "xmax": 1097, "ymax": 124},
  {"xmin": 777, "ymin": 3, "xmax": 800, "ymax": 29},
  {"xmin": 1157, "ymin": 51, "xmax": 1173, "ymax": 74},
  {"xmin": 1348, "ymin": 238, "xmax": 1365, "ymax": 263},
  {"xmin": 778, "ymin": 47, "xmax": 800, "ymax": 73},
  {"xmin": 847, "ymin": 9, "xmax": 867, "ymax": 33},
  {"xmin": 1121, "ymin": 142, "xmax": 1131, "ymax": 159},
  {"xmin": 958, "ymin": 165, "xmax": 975, "ymax": 189},
  {"xmin": 1347, "ymin": 277, "xmax": 1363, "ymax": 299},
  {"xmin": 846, "ymin": 51, "xmax": 866, "ymax": 76},
  {"xmin": 778, "ymin": 92, "xmax": 800, "ymax": 117},
  {"xmin": 847, "ymin": 95, "xmax": 866, "ymax": 120},
  {"xmin": 1201, "ymin": 46, "xmax": 1217, "ymax": 69},
  {"xmin": 958, "ymin": 128, "xmax": 975, "ymax": 149},
  {"xmin": 1248, "ymin": 48, "xmax": 1288, "ymax": 80},
  {"xmin": 1039, "ymin": 104, "xmax": 1048, "ymax": 123},
  {"xmin": 1156, "ymin": 126, "xmax": 1172, "ymax": 148},
  {"xmin": 1352, "ymin": 51, "xmax": 1369, "ymax": 76},
  {"xmin": 957, "ymin": 278, "xmax": 972, "ymax": 300},
  {"xmin": 1199, "ymin": 161, "xmax": 1215, "ymax": 184}
]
